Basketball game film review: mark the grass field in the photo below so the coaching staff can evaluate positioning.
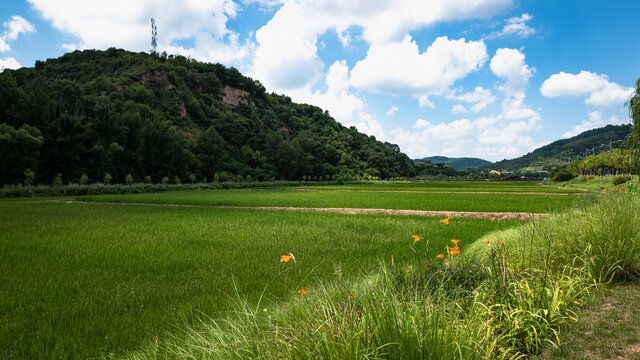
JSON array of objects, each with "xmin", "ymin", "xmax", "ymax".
[
  {"xmin": 0, "ymin": 197, "xmax": 522, "ymax": 359},
  {"xmin": 78, "ymin": 187, "xmax": 589, "ymax": 214},
  {"xmin": 296, "ymin": 180, "xmax": 587, "ymax": 193}
]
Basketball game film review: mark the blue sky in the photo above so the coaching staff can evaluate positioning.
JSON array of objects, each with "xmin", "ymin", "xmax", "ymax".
[{"xmin": 1, "ymin": 0, "xmax": 638, "ymax": 161}]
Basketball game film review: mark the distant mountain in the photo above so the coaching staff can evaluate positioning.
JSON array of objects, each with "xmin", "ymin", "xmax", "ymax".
[
  {"xmin": 488, "ymin": 124, "xmax": 632, "ymax": 172},
  {"xmin": 413, "ymin": 156, "xmax": 492, "ymax": 170}
]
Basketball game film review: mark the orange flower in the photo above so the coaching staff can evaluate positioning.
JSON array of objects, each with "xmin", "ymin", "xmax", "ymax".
[
  {"xmin": 412, "ymin": 235, "xmax": 423, "ymax": 243},
  {"xmin": 498, "ymin": 240, "xmax": 504, "ymax": 245},
  {"xmin": 445, "ymin": 246, "xmax": 461, "ymax": 255},
  {"xmin": 297, "ymin": 289, "xmax": 310, "ymax": 296},
  {"xmin": 280, "ymin": 253, "xmax": 296, "ymax": 263},
  {"xmin": 436, "ymin": 254, "xmax": 444, "ymax": 259},
  {"xmin": 451, "ymin": 239, "xmax": 461, "ymax": 245}
]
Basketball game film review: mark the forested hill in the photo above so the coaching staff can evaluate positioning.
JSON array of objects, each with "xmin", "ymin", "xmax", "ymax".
[
  {"xmin": 413, "ymin": 156, "xmax": 492, "ymax": 170},
  {"xmin": 488, "ymin": 124, "xmax": 632, "ymax": 172},
  {"xmin": 0, "ymin": 48, "xmax": 416, "ymax": 185}
]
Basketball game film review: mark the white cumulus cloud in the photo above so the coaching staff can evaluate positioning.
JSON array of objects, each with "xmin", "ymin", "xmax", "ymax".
[
  {"xmin": 249, "ymin": 0, "xmax": 511, "ymax": 92},
  {"xmin": 563, "ymin": 111, "xmax": 625, "ymax": 138},
  {"xmin": 490, "ymin": 48, "xmax": 534, "ymax": 92},
  {"xmin": 487, "ymin": 13, "xmax": 535, "ymax": 39},
  {"xmin": 386, "ymin": 105, "xmax": 399, "ymax": 116},
  {"xmin": 446, "ymin": 86, "xmax": 496, "ymax": 113},
  {"xmin": 1, "ymin": 15, "xmax": 36, "ymax": 52},
  {"xmin": 0, "ymin": 57, "xmax": 21, "ymax": 71},
  {"xmin": 540, "ymin": 70, "xmax": 634, "ymax": 107},
  {"xmin": 27, "ymin": 0, "xmax": 251, "ymax": 67},
  {"xmin": 350, "ymin": 36, "xmax": 488, "ymax": 96}
]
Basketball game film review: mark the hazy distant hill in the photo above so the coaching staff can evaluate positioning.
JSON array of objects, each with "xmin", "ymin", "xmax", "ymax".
[
  {"xmin": 413, "ymin": 156, "xmax": 492, "ymax": 170},
  {"xmin": 488, "ymin": 124, "xmax": 632, "ymax": 172}
]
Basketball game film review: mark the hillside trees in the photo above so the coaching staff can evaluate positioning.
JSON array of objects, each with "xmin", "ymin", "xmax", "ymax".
[{"xmin": 0, "ymin": 49, "xmax": 416, "ymax": 185}]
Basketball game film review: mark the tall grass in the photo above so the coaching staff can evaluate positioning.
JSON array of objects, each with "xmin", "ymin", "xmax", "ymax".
[{"xmin": 119, "ymin": 194, "xmax": 640, "ymax": 359}]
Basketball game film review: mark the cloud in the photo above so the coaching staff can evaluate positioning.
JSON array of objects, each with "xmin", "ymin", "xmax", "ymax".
[
  {"xmin": 418, "ymin": 96, "xmax": 435, "ymax": 108},
  {"xmin": 487, "ymin": 13, "xmax": 535, "ymax": 39},
  {"xmin": 451, "ymin": 104, "xmax": 467, "ymax": 114},
  {"xmin": 350, "ymin": 36, "xmax": 487, "ymax": 96},
  {"xmin": 446, "ymin": 86, "xmax": 496, "ymax": 113},
  {"xmin": 1, "ymin": 15, "xmax": 36, "ymax": 52},
  {"xmin": 27, "ymin": 0, "xmax": 251, "ymax": 67},
  {"xmin": 249, "ymin": 0, "xmax": 511, "ymax": 91},
  {"xmin": 386, "ymin": 105, "xmax": 399, "ymax": 116},
  {"xmin": 490, "ymin": 48, "xmax": 534, "ymax": 92},
  {"xmin": 540, "ymin": 70, "xmax": 634, "ymax": 107},
  {"xmin": 288, "ymin": 60, "xmax": 366, "ymax": 125},
  {"xmin": 0, "ymin": 57, "xmax": 21, "ymax": 70},
  {"xmin": 390, "ymin": 47, "xmax": 539, "ymax": 161},
  {"xmin": 563, "ymin": 111, "xmax": 625, "ymax": 138}
]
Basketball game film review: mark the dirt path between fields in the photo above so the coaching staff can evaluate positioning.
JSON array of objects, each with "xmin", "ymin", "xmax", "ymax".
[{"xmin": 45, "ymin": 200, "xmax": 547, "ymax": 221}]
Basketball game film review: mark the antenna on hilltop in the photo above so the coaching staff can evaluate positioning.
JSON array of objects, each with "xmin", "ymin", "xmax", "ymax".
[{"xmin": 150, "ymin": 17, "xmax": 158, "ymax": 54}]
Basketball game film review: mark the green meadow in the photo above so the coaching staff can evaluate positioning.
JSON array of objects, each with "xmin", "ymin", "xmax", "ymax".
[
  {"xmin": 0, "ymin": 194, "xmax": 523, "ymax": 359},
  {"xmin": 79, "ymin": 187, "xmax": 587, "ymax": 213}
]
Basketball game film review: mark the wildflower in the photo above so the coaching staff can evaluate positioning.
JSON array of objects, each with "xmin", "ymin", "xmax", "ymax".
[
  {"xmin": 486, "ymin": 241, "xmax": 491, "ymax": 247},
  {"xmin": 280, "ymin": 254, "xmax": 294, "ymax": 263},
  {"xmin": 436, "ymin": 254, "xmax": 444, "ymax": 259},
  {"xmin": 451, "ymin": 239, "xmax": 461, "ymax": 245},
  {"xmin": 498, "ymin": 240, "xmax": 504, "ymax": 245},
  {"xmin": 297, "ymin": 289, "xmax": 310, "ymax": 296},
  {"xmin": 444, "ymin": 258, "xmax": 449, "ymax": 266},
  {"xmin": 405, "ymin": 265, "xmax": 413, "ymax": 273},
  {"xmin": 412, "ymin": 235, "xmax": 423, "ymax": 243},
  {"xmin": 445, "ymin": 246, "xmax": 461, "ymax": 255}
]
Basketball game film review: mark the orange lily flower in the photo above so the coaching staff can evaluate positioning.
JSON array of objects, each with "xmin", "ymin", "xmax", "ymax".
[
  {"xmin": 280, "ymin": 255, "xmax": 292, "ymax": 263},
  {"xmin": 451, "ymin": 239, "xmax": 461, "ymax": 245},
  {"xmin": 412, "ymin": 235, "xmax": 423, "ymax": 243},
  {"xmin": 436, "ymin": 254, "xmax": 444, "ymax": 259},
  {"xmin": 297, "ymin": 289, "xmax": 310, "ymax": 296}
]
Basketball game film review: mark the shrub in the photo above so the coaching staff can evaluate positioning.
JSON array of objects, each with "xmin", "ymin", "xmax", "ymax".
[
  {"xmin": 144, "ymin": 176, "xmax": 152, "ymax": 184},
  {"xmin": 612, "ymin": 175, "xmax": 631, "ymax": 186},
  {"xmin": 24, "ymin": 169, "xmax": 35, "ymax": 185},
  {"xmin": 52, "ymin": 173, "xmax": 62, "ymax": 187},
  {"xmin": 551, "ymin": 168, "xmax": 576, "ymax": 182},
  {"xmin": 103, "ymin": 172, "xmax": 112, "ymax": 185},
  {"xmin": 161, "ymin": 176, "xmax": 169, "ymax": 184},
  {"xmin": 79, "ymin": 173, "xmax": 89, "ymax": 185},
  {"xmin": 125, "ymin": 173, "xmax": 133, "ymax": 185}
]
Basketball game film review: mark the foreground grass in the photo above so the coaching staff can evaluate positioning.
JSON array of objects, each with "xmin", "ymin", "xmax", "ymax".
[
  {"xmin": 120, "ymin": 194, "xmax": 640, "ymax": 359},
  {"xmin": 79, "ymin": 188, "xmax": 589, "ymax": 213},
  {"xmin": 539, "ymin": 282, "xmax": 640, "ymax": 360},
  {"xmin": 0, "ymin": 200, "xmax": 519, "ymax": 359}
]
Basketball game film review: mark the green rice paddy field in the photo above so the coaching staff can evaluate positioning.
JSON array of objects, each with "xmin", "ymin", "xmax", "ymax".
[
  {"xmin": 79, "ymin": 185, "xmax": 588, "ymax": 214},
  {"xmin": 0, "ymin": 181, "xmax": 594, "ymax": 359}
]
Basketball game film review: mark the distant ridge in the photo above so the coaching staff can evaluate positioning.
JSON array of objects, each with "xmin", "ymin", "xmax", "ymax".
[
  {"xmin": 413, "ymin": 156, "xmax": 492, "ymax": 170},
  {"xmin": 488, "ymin": 124, "xmax": 632, "ymax": 172}
]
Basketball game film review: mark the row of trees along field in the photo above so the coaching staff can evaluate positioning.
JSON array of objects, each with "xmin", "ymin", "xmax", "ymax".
[
  {"xmin": 560, "ymin": 78, "xmax": 640, "ymax": 177},
  {"xmin": 0, "ymin": 49, "xmax": 417, "ymax": 185}
]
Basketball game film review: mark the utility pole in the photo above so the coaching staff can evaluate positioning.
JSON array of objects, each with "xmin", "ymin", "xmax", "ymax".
[
  {"xmin": 609, "ymin": 137, "xmax": 613, "ymax": 153},
  {"xmin": 150, "ymin": 17, "xmax": 158, "ymax": 54}
]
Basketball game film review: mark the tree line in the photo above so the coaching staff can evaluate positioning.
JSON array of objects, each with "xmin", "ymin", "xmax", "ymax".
[{"xmin": 0, "ymin": 49, "xmax": 416, "ymax": 185}]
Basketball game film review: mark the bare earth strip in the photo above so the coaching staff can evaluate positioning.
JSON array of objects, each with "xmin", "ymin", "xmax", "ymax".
[
  {"xmin": 288, "ymin": 189, "xmax": 587, "ymax": 196},
  {"xmin": 43, "ymin": 200, "xmax": 547, "ymax": 221}
]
